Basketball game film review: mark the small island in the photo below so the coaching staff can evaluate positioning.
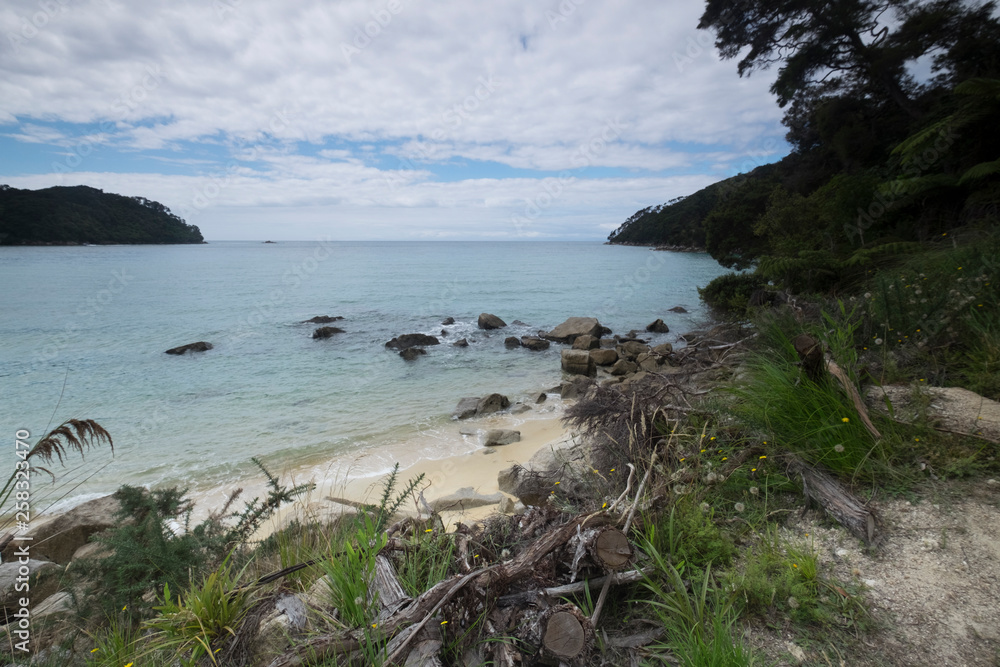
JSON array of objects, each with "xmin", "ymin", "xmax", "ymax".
[{"xmin": 0, "ymin": 184, "xmax": 203, "ymax": 245}]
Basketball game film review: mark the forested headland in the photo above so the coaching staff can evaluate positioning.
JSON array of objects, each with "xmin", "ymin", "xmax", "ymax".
[{"xmin": 0, "ymin": 184, "xmax": 203, "ymax": 245}]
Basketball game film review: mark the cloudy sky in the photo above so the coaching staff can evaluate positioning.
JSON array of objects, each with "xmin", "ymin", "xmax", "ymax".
[{"xmin": 0, "ymin": 0, "xmax": 787, "ymax": 240}]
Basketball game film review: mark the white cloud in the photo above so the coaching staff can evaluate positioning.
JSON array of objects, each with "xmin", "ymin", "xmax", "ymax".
[{"xmin": 0, "ymin": 0, "xmax": 786, "ymax": 239}]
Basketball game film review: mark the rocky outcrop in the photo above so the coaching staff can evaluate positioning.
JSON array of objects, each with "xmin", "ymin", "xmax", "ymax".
[
  {"xmin": 544, "ymin": 317, "xmax": 603, "ymax": 344},
  {"xmin": 452, "ymin": 398, "xmax": 481, "ymax": 420},
  {"xmin": 589, "ymin": 348, "xmax": 618, "ymax": 366},
  {"xmin": 400, "ymin": 347, "xmax": 426, "ymax": 361},
  {"xmin": 561, "ymin": 349, "xmax": 596, "ymax": 377},
  {"xmin": 505, "ymin": 336, "xmax": 521, "ymax": 349},
  {"xmin": 165, "ymin": 341, "xmax": 212, "ymax": 355},
  {"xmin": 312, "ymin": 326, "xmax": 345, "ymax": 339},
  {"xmin": 616, "ymin": 341, "xmax": 651, "ymax": 361},
  {"xmin": 302, "ymin": 315, "xmax": 343, "ymax": 324},
  {"xmin": 571, "ymin": 335, "xmax": 600, "ymax": 350},
  {"xmin": 559, "ymin": 377, "xmax": 595, "ymax": 399},
  {"xmin": 652, "ymin": 342, "xmax": 674, "ymax": 355},
  {"xmin": 610, "ymin": 359, "xmax": 638, "ymax": 376},
  {"xmin": 477, "ymin": 393, "xmax": 511, "ymax": 415},
  {"xmin": 478, "ymin": 313, "xmax": 507, "ymax": 330},
  {"xmin": 485, "ymin": 429, "xmax": 521, "ymax": 447},
  {"xmin": 385, "ymin": 333, "xmax": 440, "ymax": 350},
  {"xmin": 497, "ymin": 436, "xmax": 589, "ymax": 506},
  {"xmin": 0, "ymin": 560, "xmax": 60, "ymax": 614},
  {"xmin": 668, "ymin": 306, "xmax": 688, "ymax": 313},
  {"xmin": 442, "ymin": 317, "xmax": 455, "ymax": 325},
  {"xmin": 453, "ymin": 338, "xmax": 469, "ymax": 347},
  {"xmin": 1, "ymin": 495, "xmax": 120, "ymax": 565},
  {"xmin": 646, "ymin": 318, "xmax": 670, "ymax": 333},
  {"xmin": 520, "ymin": 336, "xmax": 550, "ymax": 351}
]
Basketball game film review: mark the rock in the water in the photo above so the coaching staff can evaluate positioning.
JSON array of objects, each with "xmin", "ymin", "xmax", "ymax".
[
  {"xmin": 610, "ymin": 359, "xmax": 638, "ymax": 376},
  {"xmin": 512, "ymin": 320, "xmax": 528, "ymax": 326},
  {"xmin": 302, "ymin": 315, "xmax": 344, "ymax": 324},
  {"xmin": 589, "ymin": 348, "xmax": 619, "ymax": 366},
  {"xmin": 668, "ymin": 306, "xmax": 688, "ymax": 313},
  {"xmin": 452, "ymin": 397, "xmax": 480, "ymax": 420},
  {"xmin": 478, "ymin": 313, "xmax": 507, "ymax": 330},
  {"xmin": 452, "ymin": 338, "xmax": 469, "ymax": 347},
  {"xmin": 385, "ymin": 333, "xmax": 440, "ymax": 349},
  {"xmin": 509, "ymin": 403, "xmax": 531, "ymax": 414},
  {"xmin": 442, "ymin": 317, "xmax": 455, "ymax": 325},
  {"xmin": 428, "ymin": 487, "xmax": 504, "ymax": 512},
  {"xmin": 646, "ymin": 318, "xmax": 670, "ymax": 333},
  {"xmin": 520, "ymin": 336, "xmax": 550, "ymax": 351},
  {"xmin": 535, "ymin": 392, "xmax": 548, "ymax": 404},
  {"xmin": 545, "ymin": 317, "xmax": 603, "ymax": 343},
  {"xmin": 572, "ymin": 335, "xmax": 600, "ymax": 350},
  {"xmin": 485, "ymin": 429, "xmax": 521, "ymax": 446},
  {"xmin": 504, "ymin": 336, "xmax": 521, "ymax": 349},
  {"xmin": 561, "ymin": 349, "xmax": 596, "ymax": 377},
  {"xmin": 1, "ymin": 495, "xmax": 119, "ymax": 565},
  {"xmin": 165, "ymin": 341, "xmax": 212, "ymax": 355},
  {"xmin": 400, "ymin": 347, "xmax": 426, "ymax": 361},
  {"xmin": 477, "ymin": 393, "xmax": 511, "ymax": 415},
  {"xmin": 312, "ymin": 326, "xmax": 345, "ymax": 339}
]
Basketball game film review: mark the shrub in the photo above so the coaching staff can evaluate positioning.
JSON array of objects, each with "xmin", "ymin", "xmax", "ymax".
[{"xmin": 699, "ymin": 272, "xmax": 768, "ymax": 314}]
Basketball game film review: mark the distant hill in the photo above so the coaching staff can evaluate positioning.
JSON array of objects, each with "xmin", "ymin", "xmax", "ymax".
[{"xmin": 0, "ymin": 185, "xmax": 203, "ymax": 245}]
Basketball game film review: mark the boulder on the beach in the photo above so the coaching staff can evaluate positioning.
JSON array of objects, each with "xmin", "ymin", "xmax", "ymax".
[
  {"xmin": 427, "ymin": 487, "xmax": 504, "ymax": 512},
  {"xmin": 589, "ymin": 348, "xmax": 619, "ymax": 366},
  {"xmin": 652, "ymin": 342, "xmax": 674, "ymax": 355},
  {"xmin": 0, "ymin": 560, "xmax": 60, "ymax": 613},
  {"xmin": 636, "ymin": 352, "xmax": 664, "ymax": 372},
  {"xmin": 559, "ymin": 377, "xmax": 594, "ymax": 399},
  {"xmin": 617, "ymin": 340, "xmax": 651, "ymax": 361},
  {"xmin": 452, "ymin": 338, "xmax": 469, "ymax": 347},
  {"xmin": 535, "ymin": 392, "xmax": 548, "ymax": 404},
  {"xmin": 312, "ymin": 326, "xmax": 345, "ymax": 339},
  {"xmin": 545, "ymin": 317, "xmax": 603, "ymax": 344},
  {"xmin": 399, "ymin": 347, "xmax": 426, "ymax": 361},
  {"xmin": 478, "ymin": 313, "xmax": 507, "ymax": 330},
  {"xmin": 504, "ymin": 336, "xmax": 521, "ymax": 349},
  {"xmin": 572, "ymin": 335, "xmax": 600, "ymax": 350},
  {"xmin": 668, "ymin": 306, "xmax": 688, "ymax": 313},
  {"xmin": 561, "ymin": 349, "xmax": 596, "ymax": 377},
  {"xmin": 509, "ymin": 403, "xmax": 531, "ymax": 415},
  {"xmin": 477, "ymin": 393, "xmax": 511, "ymax": 415},
  {"xmin": 385, "ymin": 333, "xmax": 440, "ymax": 350},
  {"xmin": 520, "ymin": 336, "xmax": 550, "ymax": 351},
  {"xmin": 484, "ymin": 429, "xmax": 521, "ymax": 446},
  {"xmin": 646, "ymin": 318, "xmax": 670, "ymax": 333},
  {"xmin": 165, "ymin": 341, "xmax": 212, "ymax": 355},
  {"xmin": 610, "ymin": 359, "xmax": 638, "ymax": 376},
  {"xmin": 1, "ymin": 495, "xmax": 120, "ymax": 565},
  {"xmin": 452, "ymin": 397, "xmax": 480, "ymax": 420},
  {"xmin": 302, "ymin": 315, "xmax": 343, "ymax": 324},
  {"xmin": 442, "ymin": 317, "xmax": 455, "ymax": 325}
]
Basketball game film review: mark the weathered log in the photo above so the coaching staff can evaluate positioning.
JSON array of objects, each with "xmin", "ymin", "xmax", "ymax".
[
  {"xmin": 789, "ymin": 457, "xmax": 885, "ymax": 547},
  {"xmin": 567, "ymin": 526, "xmax": 633, "ymax": 582},
  {"xmin": 496, "ymin": 568, "xmax": 649, "ymax": 608},
  {"xmin": 523, "ymin": 603, "xmax": 593, "ymax": 662},
  {"xmin": 827, "ymin": 359, "xmax": 882, "ymax": 440}
]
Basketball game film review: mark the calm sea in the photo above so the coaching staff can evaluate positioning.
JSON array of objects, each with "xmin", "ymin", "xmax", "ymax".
[{"xmin": 1, "ymin": 241, "xmax": 726, "ymax": 512}]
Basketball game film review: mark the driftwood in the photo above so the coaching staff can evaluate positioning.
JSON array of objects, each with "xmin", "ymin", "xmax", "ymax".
[
  {"xmin": 793, "ymin": 333, "xmax": 882, "ymax": 440},
  {"xmin": 788, "ymin": 457, "xmax": 885, "ymax": 547},
  {"xmin": 496, "ymin": 568, "xmax": 649, "ymax": 608}
]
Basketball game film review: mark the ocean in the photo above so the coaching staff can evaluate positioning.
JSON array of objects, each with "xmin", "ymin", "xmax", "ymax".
[{"xmin": 0, "ymin": 241, "xmax": 726, "ymax": 513}]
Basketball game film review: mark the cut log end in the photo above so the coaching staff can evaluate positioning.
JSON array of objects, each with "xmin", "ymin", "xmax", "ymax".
[
  {"xmin": 543, "ymin": 610, "xmax": 586, "ymax": 659},
  {"xmin": 594, "ymin": 527, "xmax": 632, "ymax": 570}
]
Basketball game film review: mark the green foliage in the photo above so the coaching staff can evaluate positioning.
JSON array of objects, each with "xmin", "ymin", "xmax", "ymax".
[
  {"xmin": 698, "ymin": 272, "xmax": 767, "ymax": 314},
  {"xmin": 86, "ymin": 485, "xmax": 206, "ymax": 616},
  {"xmin": 395, "ymin": 531, "xmax": 455, "ymax": 598},
  {"xmin": 647, "ymin": 501, "xmax": 735, "ymax": 571},
  {"xmin": 224, "ymin": 457, "xmax": 316, "ymax": 547},
  {"xmin": 639, "ymin": 537, "xmax": 755, "ymax": 666},
  {"xmin": 0, "ymin": 185, "xmax": 203, "ymax": 245},
  {"xmin": 85, "ymin": 615, "xmax": 142, "ymax": 667},
  {"xmin": 320, "ymin": 514, "xmax": 388, "ymax": 628},
  {"xmin": 145, "ymin": 560, "xmax": 255, "ymax": 665}
]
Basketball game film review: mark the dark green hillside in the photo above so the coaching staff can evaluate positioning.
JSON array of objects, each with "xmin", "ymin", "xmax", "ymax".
[{"xmin": 0, "ymin": 185, "xmax": 203, "ymax": 245}]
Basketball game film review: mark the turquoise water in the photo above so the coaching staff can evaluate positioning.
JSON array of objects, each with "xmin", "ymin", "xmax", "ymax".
[{"xmin": 1, "ymin": 241, "xmax": 726, "ymax": 509}]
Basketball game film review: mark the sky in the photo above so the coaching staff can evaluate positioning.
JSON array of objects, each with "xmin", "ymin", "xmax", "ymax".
[{"xmin": 0, "ymin": 0, "xmax": 788, "ymax": 241}]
